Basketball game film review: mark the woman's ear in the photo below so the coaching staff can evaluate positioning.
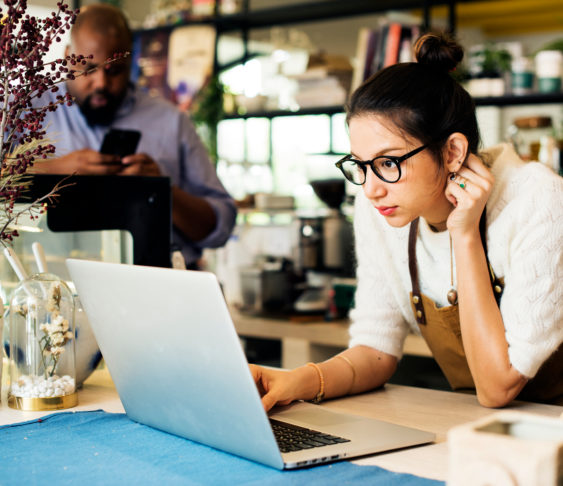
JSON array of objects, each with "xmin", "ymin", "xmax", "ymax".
[{"xmin": 443, "ymin": 133, "xmax": 469, "ymax": 173}]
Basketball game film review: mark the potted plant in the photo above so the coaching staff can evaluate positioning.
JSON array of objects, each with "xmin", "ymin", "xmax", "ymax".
[
  {"xmin": 191, "ymin": 74, "xmax": 226, "ymax": 164},
  {"xmin": 466, "ymin": 43, "xmax": 512, "ymax": 97}
]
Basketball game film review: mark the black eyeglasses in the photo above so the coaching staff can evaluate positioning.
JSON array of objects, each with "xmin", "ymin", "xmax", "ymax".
[{"xmin": 335, "ymin": 144, "xmax": 429, "ymax": 185}]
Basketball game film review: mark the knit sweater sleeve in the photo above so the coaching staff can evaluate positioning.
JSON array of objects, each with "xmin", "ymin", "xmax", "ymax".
[
  {"xmin": 348, "ymin": 192, "xmax": 410, "ymax": 358},
  {"xmin": 492, "ymin": 161, "xmax": 563, "ymax": 378}
]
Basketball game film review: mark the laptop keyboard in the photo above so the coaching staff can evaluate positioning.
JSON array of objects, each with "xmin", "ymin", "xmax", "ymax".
[{"xmin": 270, "ymin": 419, "xmax": 351, "ymax": 454}]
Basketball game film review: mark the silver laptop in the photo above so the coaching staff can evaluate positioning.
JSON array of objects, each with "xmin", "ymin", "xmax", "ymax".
[{"xmin": 66, "ymin": 259, "xmax": 435, "ymax": 470}]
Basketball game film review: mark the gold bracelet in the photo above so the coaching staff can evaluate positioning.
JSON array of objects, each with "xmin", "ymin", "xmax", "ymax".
[
  {"xmin": 306, "ymin": 362, "xmax": 325, "ymax": 404},
  {"xmin": 336, "ymin": 354, "xmax": 356, "ymax": 395}
]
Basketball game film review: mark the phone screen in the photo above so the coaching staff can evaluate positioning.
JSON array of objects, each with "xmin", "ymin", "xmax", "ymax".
[{"xmin": 100, "ymin": 129, "xmax": 141, "ymax": 158}]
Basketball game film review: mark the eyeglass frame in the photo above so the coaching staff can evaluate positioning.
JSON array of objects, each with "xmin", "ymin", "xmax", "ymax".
[{"xmin": 335, "ymin": 143, "xmax": 429, "ymax": 185}]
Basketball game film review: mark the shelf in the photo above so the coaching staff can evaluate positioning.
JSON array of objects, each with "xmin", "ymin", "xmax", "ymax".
[
  {"xmin": 223, "ymin": 105, "xmax": 345, "ymax": 119},
  {"xmin": 216, "ymin": 0, "xmax": 426, "ymax": 31},
  {"xmin": 133, "ymin": 17, "xmax": 216, "ymax": 36},
  {"xmin": 473, "ymin": 93, "xmax": 563, "ymax": 107},
  {"xmin": 135, "ymin": 1, "xmax": 396, "ymax": 35},
  {"xmin": 222, "ymin": 93, "xmax": 563, "ymax": 120},
  {"xmin": 134, "ymin": 0, "xmax": 487, "ymax": 35},
  {"xmin": 135, "ymin": 1, "xmax": 563, "ymax": 39}
]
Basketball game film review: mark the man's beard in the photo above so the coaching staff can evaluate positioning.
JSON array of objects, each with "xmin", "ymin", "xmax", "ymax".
[{"xmin": 78, "ymin": 89, "xmax": 124, "ymax": 126}]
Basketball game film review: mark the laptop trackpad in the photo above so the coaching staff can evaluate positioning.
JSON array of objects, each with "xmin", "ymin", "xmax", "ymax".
[{"xmin": 271, "ymin": 405, "xmax": 362, "ymax": 427}]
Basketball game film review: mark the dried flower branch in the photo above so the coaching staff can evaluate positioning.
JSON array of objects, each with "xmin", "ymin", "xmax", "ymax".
[
  {"xmin": 38, "ymin": 281, "xmax": 73, "ymax": 377},
  {"xmin": 0, "ymin": 0, "xmax": 129, "ymax": 245}
]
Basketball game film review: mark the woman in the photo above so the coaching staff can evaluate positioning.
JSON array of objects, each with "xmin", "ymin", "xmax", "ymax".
[{"xmin": 251, "ymin": 33, "xmax": 563, "ymax": 409}]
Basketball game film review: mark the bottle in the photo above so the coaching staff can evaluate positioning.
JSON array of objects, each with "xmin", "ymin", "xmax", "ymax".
[{"xmin": 538, "ymin": 135, "xmax": 559, "ymax": 172}]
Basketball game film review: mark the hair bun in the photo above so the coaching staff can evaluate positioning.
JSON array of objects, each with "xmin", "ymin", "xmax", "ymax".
[{"xmin": 414, "ymin": 33, "xmax": 464, "ymax": 72}]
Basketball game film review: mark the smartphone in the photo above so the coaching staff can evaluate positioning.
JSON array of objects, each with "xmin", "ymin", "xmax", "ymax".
[{"xmin": 100, "ymin": 128, "xmax": 141, "ymax": 158}]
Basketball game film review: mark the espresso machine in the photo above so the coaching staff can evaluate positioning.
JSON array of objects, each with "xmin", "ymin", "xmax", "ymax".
[{"xmin": 294, "ymin": 178, "xmax": 354, "ymax": 313}]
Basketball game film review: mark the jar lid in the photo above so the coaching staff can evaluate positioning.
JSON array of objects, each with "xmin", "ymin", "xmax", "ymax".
[{"xmin": 513, "ymin": 116, "xmax": 553, "ymax": 129}]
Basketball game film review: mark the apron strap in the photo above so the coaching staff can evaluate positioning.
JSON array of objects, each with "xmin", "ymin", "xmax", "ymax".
[
  {"xmin": 408, "ymin": 218, "xmax": 426, "ymax": 324},
  {"xmin": 479, "ymin": 209, "xmax": 504, "ymax": 305},
  {"xmin": 408, "ymin": 208, "xmax": 503, "ymax": 325}
]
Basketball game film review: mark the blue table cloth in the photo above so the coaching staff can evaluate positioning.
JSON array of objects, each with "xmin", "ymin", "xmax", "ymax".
[{"xmin": 0, "ymin": 410, "xmax": 444, "ymax": 485}]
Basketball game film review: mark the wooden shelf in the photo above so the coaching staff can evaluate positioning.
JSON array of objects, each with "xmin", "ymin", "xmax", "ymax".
[
  {"xmin": 222, "ymin": 92, "xmax": 563, "ymax": 120},
  {"xmin": 215, "ymin": 0, "xmax": 428, "ymax": 31},
  {"xmin": 134, "ymin": 0, "xmax": 482, "ymax": 35}
]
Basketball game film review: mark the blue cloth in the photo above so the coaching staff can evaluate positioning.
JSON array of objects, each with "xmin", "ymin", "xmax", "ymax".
[
  {"xmin": 0, "ymin": 410, "xmax": 444, "ymax": 486},
  {"xmin": 37, "ymin": 84, "xmax": 237, "ymax": 266}
]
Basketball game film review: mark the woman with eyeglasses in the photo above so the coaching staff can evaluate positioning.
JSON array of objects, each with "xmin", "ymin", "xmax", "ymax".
[{"xmin": 251, "ymin": 33, "xmax": 563, "ymax": 409}]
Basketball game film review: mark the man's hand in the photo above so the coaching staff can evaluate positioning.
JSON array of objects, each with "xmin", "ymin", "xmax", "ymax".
[
  {"xmin": 120, "ymin": 153, "xmax": 162, "ymax": 176},
  {"xmin": 33, "ymin": 149, "xmax": 123, "ymax": 175}
]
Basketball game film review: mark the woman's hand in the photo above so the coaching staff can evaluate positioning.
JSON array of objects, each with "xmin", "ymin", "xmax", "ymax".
[
  {"xmin": 249, "ymin": 364, "xmax": 310, "ymax": 412},
  {"xmin": 445, "ymin": 153, "xmax": 494, "ymax": 238},
  {"xmin": 250, "ymin": 348, "xmax": 398, "ymax": 412}
]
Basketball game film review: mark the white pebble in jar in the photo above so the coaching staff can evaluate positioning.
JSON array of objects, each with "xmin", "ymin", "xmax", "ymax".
[{"xmin": 11, "ymin": 374, "xmax": 76, "ymax": 398}]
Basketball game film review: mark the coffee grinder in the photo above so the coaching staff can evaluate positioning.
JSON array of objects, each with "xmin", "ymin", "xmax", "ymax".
[{"xmin": 294, "ymin": 178, "xmax": 354, "ymax": 313}]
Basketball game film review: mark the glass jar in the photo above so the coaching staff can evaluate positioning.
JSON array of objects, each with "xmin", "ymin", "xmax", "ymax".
[
  {"xmin": 535, "ymin": 50, "xmax": 563, "ymax": 93},
  {"xmin": 507, "ymin": 116, "xmax": 554, "ymax": 161},
  {"xmin": 511, "ymin": 57, "xmax": 534, "ymax": 95},
  {"xmin": 8, "ymin": 273, "xmax": 77, "ymax": 410}
]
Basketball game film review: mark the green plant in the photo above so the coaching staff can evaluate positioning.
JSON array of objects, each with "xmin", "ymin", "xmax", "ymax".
[
  {"xmin": 537, "ymin": 38, "xmax": 563, "ymax": 54},
  {"xmin": 191, "ymin": 75, "xmax": 225, "ymax": 164},
  {"xmin": 473, "ymin": 43, "xmax": 512, "ymax": 77}
]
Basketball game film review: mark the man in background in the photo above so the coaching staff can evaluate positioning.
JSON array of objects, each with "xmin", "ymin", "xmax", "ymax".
[{"xmin": 34, "ymin": 3, "xmax": 236, "ymax": 268}]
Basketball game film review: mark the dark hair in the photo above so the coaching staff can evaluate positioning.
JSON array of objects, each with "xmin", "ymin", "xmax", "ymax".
[{"xmin": 346, "ymin": 32, "xmax": 480, "ymax": 166}]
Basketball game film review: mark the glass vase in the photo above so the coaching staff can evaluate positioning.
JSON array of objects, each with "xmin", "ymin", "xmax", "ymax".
[{"xmin": 7, "ymin": 273, "xmax": 77, "ymax": 410}]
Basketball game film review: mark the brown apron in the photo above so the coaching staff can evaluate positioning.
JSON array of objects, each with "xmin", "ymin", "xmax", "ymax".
[{"xmin": 408, "ymin": 213, "xmax": 563, "ymax": 404}]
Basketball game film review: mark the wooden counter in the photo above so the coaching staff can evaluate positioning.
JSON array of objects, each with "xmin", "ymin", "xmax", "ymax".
[{"xmin": 230, "ymin": 307, "xmax": 431, "ymax": 368}]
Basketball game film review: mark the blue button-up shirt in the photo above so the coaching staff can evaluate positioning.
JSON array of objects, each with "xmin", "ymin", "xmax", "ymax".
[{"xmin": 39, "ymin": 83, "xmax": 237, "ymax": 266}]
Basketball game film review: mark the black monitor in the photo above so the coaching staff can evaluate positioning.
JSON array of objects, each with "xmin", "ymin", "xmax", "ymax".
[{"xmin": 18, "ymin": 174, "xmax": 172, "ymax": 268}]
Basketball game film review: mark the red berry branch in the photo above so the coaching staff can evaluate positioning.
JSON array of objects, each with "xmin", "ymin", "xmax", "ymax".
[{"xmin": 0, "ymin": 0, "xmax": 128, "ymax": 245}]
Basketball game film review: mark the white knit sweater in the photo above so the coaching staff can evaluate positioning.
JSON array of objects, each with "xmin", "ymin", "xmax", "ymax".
[{"xmin": 348, "ymin": 143, "xmax": 563, "ymax": 378}]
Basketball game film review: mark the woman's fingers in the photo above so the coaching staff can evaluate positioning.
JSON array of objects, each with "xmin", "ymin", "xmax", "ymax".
[
  {"xmin": 449, "ymin": 173, "xmax": 477, "ymax": 197},
  {"xmin": 445, "ymin": 154, "xmax": 495, "ymax": 236},
  {"xmin": 249, "ymin": 364, "xmax": 294, "ymax": 412},
  {"xmin": 454, "ymin": 154, "xmax": 494, "ymax": 192},
  {"xmin": 249, "ymin": 364, "xmax": 261, "ymax": 383},
  {"xmin": 249, "ymin": 364, "xmax": 267, "ymax": 397},
  {"xmin": 261, "ymin": 391, "xmax": 279, "ymax": 412},
  {"xmin": 449, "ymin": 171, "xmax": 490, "ymax": 206},
  {"xmin": 448, "ymin": 153, "xmax": 493, "ymax": 203},
  {"xmin": 464, "ymin": 152, "xmax": 495, "ymax": 181}
]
